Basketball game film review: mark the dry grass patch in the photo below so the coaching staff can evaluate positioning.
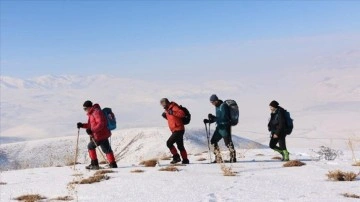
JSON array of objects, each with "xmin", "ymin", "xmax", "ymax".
[
  {"xmin": 283, "ymin": 160, "xmax": 306, "ymax": 167},
  {"xmin": 94, "ymin": 170, "xmax": 115, "ymax": 175},
  {"xmin": 159, "ymin": 166, "xmax": 179, "ymax": 172},
  {"xmin": 194, "ymin": 153, "xmax": 203, "ymax": 156},
  {"xmin": 214, "ymin": 149, "xmax": 237, "ymax": 176},
  {"xmin": 352, "ymin": 161, "xmax": 360, "ymax": 167},
  {"xmin": 140, "ymin": 159, "xmax": 158, "ymax": 167},
  {"xmin": 52, "ymin": 196, "xmax": 73, "ymax": 201},
  {"xmin": 72, "ymin": 174, "xmax": 110, "ymax": 184},
  {"xmin": 327, "ymin": 170, "xmax": 359, "ymax": 181},
  {"xmin": 220, "ymin": 165, "xmax": 237, "ymax": 176},
  {"xmin": 0, "ymin": 182, "xmax": 7, "ymax": 185},
  {"xmin": 131, "ymin": 169, "xmax": 145, "ymax": 173},
  {"xmin": 255, "ymin": 154, "xmax": 265, "ymax": 156},
  {"xmin": 197, "ymin": 157, "xmax": 207, "ymax": 161},
  {"xmin": 342, "ymin": 193, "xmax": 360, "ymax": 199},
  {"xmin": 15, "ymin": 194, "xmax": 46, "ymax": 202},
  {"xmin": 272, "ymin": 156, "xmax": 282, "ymax": 160},
  {"xmin": 71, "ymin": 173, "xmax": 83, "ymax": 177},
  {"xmin": 202, "ymin": 151, "xmax": 208, "ymax": 153}
]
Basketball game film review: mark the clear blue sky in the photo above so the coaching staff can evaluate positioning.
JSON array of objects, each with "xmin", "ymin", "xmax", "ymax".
[{"xmin": 1, "ymin": 1, "xmax": 359, "ymax": 79}]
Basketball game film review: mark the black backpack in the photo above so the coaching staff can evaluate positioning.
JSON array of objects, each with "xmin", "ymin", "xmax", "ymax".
[
  {"xmin": 281, "ymin": 109, "xmax": 294, "ymax": 135},
  {"xmin": 179, "ymin": 105, "xmax": 191, "ymax": 125}
]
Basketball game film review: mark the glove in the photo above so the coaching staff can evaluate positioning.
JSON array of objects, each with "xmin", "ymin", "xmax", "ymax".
[
  {"xmin": 208, "ymin": 114, "xmax": 216, "ymax": 121},
  {"xmin": 86, "ymin": 128, "xmax": 93, "ymax": 135},
  {"xmin": 203, "ymin": 119, "xmax": 210, "ymax": 124},
  {"xmin": 168, "ymin": 109, "xmax": 173, "ymax": 115},
  {"xmin": 77, "ymin": 122, "xmax": 83, "ymax": 129},
  {"xmin": 162, "ymin": 112, "xmax": 167, "ymax": 119}
]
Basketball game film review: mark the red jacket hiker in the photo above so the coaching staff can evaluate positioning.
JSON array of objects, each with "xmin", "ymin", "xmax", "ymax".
[
  {"xmin": 81, "ymin": 104, "xmax": 111, "ymax": 142},
  {"xmin": 164, "ymin": 102, "xmax": 186, "ymax": 133},
  {"xmin": 77, "ymin": 101, "xmax": 117, "ymax": 170}
]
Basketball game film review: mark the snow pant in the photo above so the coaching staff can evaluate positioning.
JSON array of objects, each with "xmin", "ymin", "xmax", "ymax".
[
  {"xmin": 269, "ymin": 133, "xmax": 287, "ymax": 151},
  {"xmin": 210, "ymin": 125, "xmax": 236, "ymax": 161},
  {"xmin": 167, "ymin": 130, "xmax": 188, "ymax": 160},
  {"xmin": 88, "ymin": 138, "xmax": 116, "ymax": 164}
]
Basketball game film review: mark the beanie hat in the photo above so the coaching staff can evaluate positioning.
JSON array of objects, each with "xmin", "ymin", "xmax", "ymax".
[
  {"xmin": 269, "ymin": 100, "xmax": 279, "ymax": 108},
  {"xmin": 83, "ymin": 100, "xmax": 93, "ymax": 108},
  {"xmin": 210, "ymin": 94, "xmax": 219, "ymax": 102},
  {"xmin": 160, "ymin": 98, "xmax": 170, "ymax": 104}
]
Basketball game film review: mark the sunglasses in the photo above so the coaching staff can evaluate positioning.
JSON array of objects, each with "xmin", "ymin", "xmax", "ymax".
[{"xmin": 83, "ymin": 107, "xmax": 88, "ymax": 111}]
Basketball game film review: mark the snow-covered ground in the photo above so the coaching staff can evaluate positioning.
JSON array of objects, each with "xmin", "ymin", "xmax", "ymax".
[
  {"xmin": 1, "ymin": 147, "xmax": 359, "ymax": 202},
  {"xmin": 0, "ymin": 128, "xmax": 359, "ymax": 202}
]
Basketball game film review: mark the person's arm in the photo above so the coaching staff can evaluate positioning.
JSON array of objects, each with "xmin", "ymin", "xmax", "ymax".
[
  {"xmin": 82, "ymin": 120, "xmax": 89, "ymax": 129},
  {"xmin": 90, "ymin": 109, "xmax": 107, "ymax": 133},
  {"xmin": 267, "ymin": 115, "xmax": 272, "ymax": 132},
  {"xmin": 162, "ymin": 112, "xmax": 167, "ymax": 120}
]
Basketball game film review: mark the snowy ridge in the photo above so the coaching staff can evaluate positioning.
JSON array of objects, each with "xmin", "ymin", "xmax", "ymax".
[{"xmin": 0, "ymin": 127, "xmax": 266, "ymax": 171}]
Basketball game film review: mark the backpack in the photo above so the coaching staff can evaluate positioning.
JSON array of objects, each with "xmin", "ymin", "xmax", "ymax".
[
  {"xmin": 179, "ymin": 105, "xmax": 191, "ymax": 125},
  {"xmin": 102, "ymin": 108, "xmax": 116, "ymax": 131},
  {"xmin": 224, "ymin": 100, "xmax": 239, "ymax": 126},
  {"xmin": 283, "ymin": 109, "xmax": 294, "ymax": 135}
]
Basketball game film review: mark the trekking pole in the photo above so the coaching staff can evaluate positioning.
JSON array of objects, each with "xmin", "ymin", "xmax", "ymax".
[
  {"xmin": 204, "ymin": 123, "xmax": 212, "ymax": 163},
  {"xmin": 73, "ymin": 129, "xmax": 80, "ymax": 170},
  {"xmin": 208, "ymin": 123, "xmax": 213, "ymax": 163},
  {"xmin": 91, "ymin": 137, "xmax": 110, "ymax": 164}
]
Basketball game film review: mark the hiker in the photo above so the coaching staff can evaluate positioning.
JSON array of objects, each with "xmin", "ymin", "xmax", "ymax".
[
  {"xmin": 161, "ymin": 98, "xmax": 190, "ymax": 164},
  {"xmin": 268, "ymin": 100, "xmax": 290, "ymax": 161},
  {"xmin": 204, "ymin": 94, "xmax": 237, "ymax": 163},
  {"xmin": 77, "ymin": 100, "xmax": 118, "ymax": 169}
]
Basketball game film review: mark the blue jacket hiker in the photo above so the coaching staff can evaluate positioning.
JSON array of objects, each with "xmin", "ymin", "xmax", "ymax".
[{"xmin": 204, "ymin": 94, "xmax": 237, "ymax": 163}]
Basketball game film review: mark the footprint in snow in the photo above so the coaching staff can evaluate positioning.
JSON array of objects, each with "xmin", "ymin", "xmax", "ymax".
[{"xmin": 204, "ymin": 193, "xmax": 223, "ymax": 202}]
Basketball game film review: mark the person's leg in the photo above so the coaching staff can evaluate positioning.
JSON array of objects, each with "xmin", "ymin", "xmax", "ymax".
[
  {"xmin": 269, "ymin": 135, "xmax": 285, "ymax": 160},
  {"xmin": 211, "ymin": 128, "xmax": 223, "ymax": 163},
  {"xmin": 167, "ymin": 132, "xmax": 181, "ymax": 163},
  {"xmin": 86, "ymin": 141, "xmax": 99, "ymax": 169},
  {"xmin": 174, "ymin": 131, "xmax": 189, "ymax": 164},
  {"xmin": 223, "ymin": 126, "xmax": 236, "ymax": 162},
  {"xmin": 279, "ymin": 134, "xmax": 289, "ymax": 161},
  {"xmin": 99, "ymin": 139, "xmax": 117, "ymax": 167}
]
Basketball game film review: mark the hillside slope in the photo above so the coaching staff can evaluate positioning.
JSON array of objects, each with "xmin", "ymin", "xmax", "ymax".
[{"xmin": 0, "ymin": 127, "xmax": 266, "ymax": 171}]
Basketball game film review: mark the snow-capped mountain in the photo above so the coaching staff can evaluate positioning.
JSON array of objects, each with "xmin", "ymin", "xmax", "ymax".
[{"xmin": 1, "ymin": 67, "xmax": 359, "ymax": 146}]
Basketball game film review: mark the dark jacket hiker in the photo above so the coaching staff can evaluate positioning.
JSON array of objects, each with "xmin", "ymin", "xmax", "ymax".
[{"xmin": 268, "ymin": 100, "xmax": 290, "ymax": 161}]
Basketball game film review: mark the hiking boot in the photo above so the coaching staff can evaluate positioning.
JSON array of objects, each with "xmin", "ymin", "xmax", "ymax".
[
  {"xmin": 283, "ymin": 150, "xmax": 290, "ymax": 161},
  {"xmin": 86, "ymin": 160, "xmax": 100, "ymax": 170},
  {"xmin": 229, "ymin": 157, "xmax": 237, "ymax": 163},
  {"xmin": 212, "ymin": 155, "xmax": 223, "ymax": 164},
  {"xmin": 230, "ymin": 150, "xmax": 237, "ymax": 163},
  {"xmin": 182, "ymin": 159, "xmax": 190, "ymax": 164},
  {"xmin": 109, "ymin": 162, "xmax": 118, "ymax": 168},
  {"xmin": 273, "ymin": 149, "xmax": 284, "ymax": 160},
  {"xmin": 170, "ymin": 155, "xmax": 181, "ymax": 164}
]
